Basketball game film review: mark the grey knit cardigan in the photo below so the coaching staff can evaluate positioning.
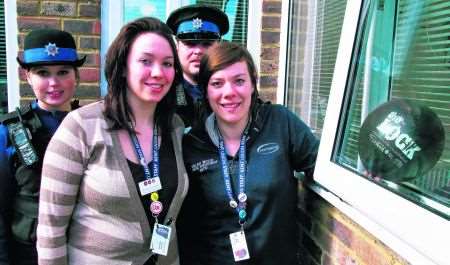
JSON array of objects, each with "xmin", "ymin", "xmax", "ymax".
[{"xmin": 37, "ymin": 101, "xmax": 188, "ymax": 265}]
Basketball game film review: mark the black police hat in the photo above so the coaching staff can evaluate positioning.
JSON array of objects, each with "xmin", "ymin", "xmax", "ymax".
[
  {"xmin": 167, "ymin": 4, "xmax": 229, "ymax": 41},
  {"xmin": 17, "ymin": 28, "xmax": 85, "ymax": 69}
]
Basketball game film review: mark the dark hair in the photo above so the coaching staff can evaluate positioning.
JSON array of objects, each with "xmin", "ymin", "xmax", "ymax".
[
  {"xmin": 103, "ymin": 17, "xmax": 182, "ymax": 133},
  {"xmin": 198, "ymin": 42, "xmax": 260, "ymax": 115}
]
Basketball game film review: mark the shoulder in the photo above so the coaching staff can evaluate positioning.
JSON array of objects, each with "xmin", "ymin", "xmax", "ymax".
[
  {"xmin": 0, "ymin": 124, "xmax": 9, "ymax": 145},
  {"xmin": 0, "ymin": 104, "xmax": 34, "ymax": 125},
  {"xmin": 63, "ymin": 101, "xmax": 105, "ymax": 125},
  {"xmin": 265, "ymin": 103, "xmax": 290, "ymax": 115},
  {"xmin": 70, "ymin": 101, "xmax": 104, "ymax": 119},
  {"xmin": 56, "ymin": 101, "xmax": 107, "ymax": 135},
  {"xmin": 263, "ymin": 103, "xmax": 304, "ymax": 122}
]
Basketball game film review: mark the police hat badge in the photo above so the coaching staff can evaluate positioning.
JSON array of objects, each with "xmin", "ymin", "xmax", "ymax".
[
  {"xmin": 167, "ymin": 4, "xmax": 229, "ymax": 41},
  {"xmin": 358, "ymin": 99, "xmax": 445, "ymax": 182}
]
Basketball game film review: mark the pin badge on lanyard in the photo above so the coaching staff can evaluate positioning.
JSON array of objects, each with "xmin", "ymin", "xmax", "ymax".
[
  {"xmin": 129, "ymin": 124, "xmax": 171, "ymax": 256},
  {"xmin": 218, "ymin": 132, "xmax": 251, "ymax": 261}
]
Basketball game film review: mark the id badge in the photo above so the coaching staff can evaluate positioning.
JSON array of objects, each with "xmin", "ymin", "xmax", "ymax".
[
  {"xmin": 150, "ymin": 223, "xmax": 171, "ymax": 256},
  {"xmin": 138, "ymin": 177, "xmax": 162, "ymax": 196},
  {"xmin": 229, "ymin": 230, "xmax": 250, "ymax": 261}
]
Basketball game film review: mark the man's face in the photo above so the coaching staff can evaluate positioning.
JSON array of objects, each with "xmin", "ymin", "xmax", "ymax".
[{"xmin": 177, "ymin": 40, "xmax": 214, "ymax": 84}]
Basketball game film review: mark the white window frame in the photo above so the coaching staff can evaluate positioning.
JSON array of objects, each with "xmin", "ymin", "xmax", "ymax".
[
  {"xmin": 101, "ymin": 0, "xmax": 261, "ymax": 96},
  {"xmin": 313, "ymin": 1, "xmax": 449, "ymax": 265},
  {"xmin": 5, "ymin": 0, "xmax": 20, "ymax": 111}
]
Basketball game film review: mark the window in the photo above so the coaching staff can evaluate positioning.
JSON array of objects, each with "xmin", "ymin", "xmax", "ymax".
[
  {"xmin": 121, "ymin": 0, "xmax": 248, "ymax": 44},
  {"xmin": 314, "ymin": 0, "xmax": 449, "ymax": 264},
  {"xmin": 101, "ymin": 0, "xmax": 253, "ymax": 95},
  {"xmin": 0, "ymin": 1, "xmax": 7, "ymax": 114},
  {"xmin": 3, "ymin": 0, "xmax": 19, "ymax": 112},
  {"xmin": 285, "ymin": 0, "xmax": 347, "ymax": 135}
]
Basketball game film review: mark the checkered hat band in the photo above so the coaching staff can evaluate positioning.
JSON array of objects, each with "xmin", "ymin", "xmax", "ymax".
[
  {"xmin": 23, "ymin": 47, "xmax": 78, "ymax": 63},
  {"xmin": 177, "ymin": 20, "xmax": 220, "ymax": 35}
]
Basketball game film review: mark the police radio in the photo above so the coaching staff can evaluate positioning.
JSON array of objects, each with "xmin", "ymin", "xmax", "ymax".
[{"xmin": 7, "ymin": 108, "xmax": 39, "ymax": 166}]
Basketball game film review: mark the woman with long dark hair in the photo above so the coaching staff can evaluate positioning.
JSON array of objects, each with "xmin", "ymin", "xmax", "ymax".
[{"xmin": 36, "ymin": 17, "xmax": 188, "ymax": 265}]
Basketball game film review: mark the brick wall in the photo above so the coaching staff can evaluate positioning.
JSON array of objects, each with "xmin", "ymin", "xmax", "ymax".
[
  {"xmin": 259, "ymin": 0, "xmax": 282, "ymax": 103},
  {"xmin": 297, "ymin": 183, "xmax": 410, "ymax": 265},
  {"xmin": 16, "ymin": 0, "xmax": 101, "ymax": 105}
]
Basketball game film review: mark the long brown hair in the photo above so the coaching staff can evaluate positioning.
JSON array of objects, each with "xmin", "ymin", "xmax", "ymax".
[{"xmin": 103, "ymin": 17, "xmax": 182, "ymax": 133}]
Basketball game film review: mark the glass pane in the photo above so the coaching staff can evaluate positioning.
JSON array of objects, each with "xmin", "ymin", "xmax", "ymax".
[
  {"xmin": 285, "ymin": 0, "xmax": 347, "ymax": 138},
  {"xmin": 189, "ymin": 0, "xmax": 248, "ymax": 44},
  {"xmin": 124, "ymin": 0, "xmax": 167, "ymax": 22},
  {"xmin": 334, "ymin": 0, "xmax": 450, "ymax": 218},
  {"xmin": 123, "ymin": 1, "xmax": 247, "ymax": 45}
]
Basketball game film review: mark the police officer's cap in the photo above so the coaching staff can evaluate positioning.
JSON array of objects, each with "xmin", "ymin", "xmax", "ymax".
[
  {"xmin": 17, "ymin": 28, "xmax": 85, "ymax": 69},
  {"xmin": 167, "ymin": 4, "xmax": 229, "ymax": 41}
]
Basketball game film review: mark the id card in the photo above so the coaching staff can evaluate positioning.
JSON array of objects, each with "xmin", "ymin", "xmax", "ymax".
[
  {"xmin": 150, "ymin": 223, "xmax": 171, "ymax": 256},
  {"xmin": 229, "ymin": 230, "xmax": 250, "ymax": 261},
  {"xmin": 138, "ymin": 177, "xmax": 162, "ymax": 196}
]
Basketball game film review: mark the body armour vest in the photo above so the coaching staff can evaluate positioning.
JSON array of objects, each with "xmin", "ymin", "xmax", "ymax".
[
  {"xmin": 11, "ymin": 125, "xmax": 51, "ymax": 243},
  {"xmin": 1, "ymin": 101, "xmax": 78, "ymax": 244}
]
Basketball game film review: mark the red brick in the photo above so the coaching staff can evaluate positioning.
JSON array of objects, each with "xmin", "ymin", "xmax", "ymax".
[
  {"xmin": 63, "ymin": 19, "xmax": 99, "ymax": 35},
  {"xmin": 328, "ymin": 217, "xmax": 353, "ymax": 247},
  {"xmin": 262, "ymin": 1, "xmax": 282, "ymax": 14},
  {"xmin": 18, "ymin": 17, "xmax": 60, "ymax": 32},
  {"xmin": 262, "ymin": 16, "xmax": 281, "ymax": 29},
  {"xmin": 79, "ymin": 68, "xmax": 100, "ymax": 82},
  {"xmin": 79, "ymin": 3, "xmax": 100, "ymax": 17},
  {"xmin": 260, "ymin": 61, "xmax": 278, "ymax": 74},
  {"xmin": 41, "ymin": 2, "xmax": 76, "ymax": 17},
  {"xmin": 328, "ymin": 239, "xmax": 359, "ymax": 265},
  {"xmin": 80, "ymin": 36, "xmax": 100, "ymax": 49},
  {"xmin": 76, "ymin": 85, "xmax": 100, "ymax": 98},
  {"xmin": 79, "ymin": 53, "xmax": 100, "ymax": 67},
  {"xmin": 18, "ymin": 67, "xmax": 27, "ymax": 81},
  {"xmin": 259, "ymin": 75, "xmax": 278, "ymax": 88},
  {"xmin": 261, "ymin": 31, "xmax": 280, "ymax": 44},
  {"xmin": 92, "ymin": 20, "xmax": 101, "ymax": 35},
  {"xmin": 261, "ymin": 47, "xmax": 279, "ymax": 60},
  {"xmin": 17, "ymin": 1, "xmax": 40, "ymax": 16},
  {"xmin": 351, "ymin": 236, "xmax": 386, "ymax": 265},
  {"xmin": 259, "ymin": 89, "xmax": 276, "ymax": 103}
]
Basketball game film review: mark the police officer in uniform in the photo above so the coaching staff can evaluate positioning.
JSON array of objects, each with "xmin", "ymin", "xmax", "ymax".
[
  {"xmin": 0, "ymin": 29, "xmax": 85, "ymax": 265},
  {"xmin": 167, "ymin": 4, "xmax": 229, "ymax": 128}
]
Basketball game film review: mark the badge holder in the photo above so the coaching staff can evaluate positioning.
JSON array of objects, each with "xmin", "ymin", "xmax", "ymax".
[
  {"xmin": 150, "ymin": 222, "xmax": 171, "ymax": 256},
  {"xmin": 230, "ymin": 228, "xmax": 250, "ymax": 261}
]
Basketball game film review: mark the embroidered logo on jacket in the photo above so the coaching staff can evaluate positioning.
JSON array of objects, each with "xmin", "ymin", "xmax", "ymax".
[
  {"xmin": 191, "ymin": 158, "xmax": 218, "ymax": 173},
  {"xmin": 257, "ymin": 143, "xmax": 280, "ymax": 155}
]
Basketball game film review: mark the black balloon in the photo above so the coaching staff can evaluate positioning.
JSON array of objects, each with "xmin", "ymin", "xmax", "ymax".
[{"xmin": 358, "ymin": 99, "xmax": 445, "ymax": 182}]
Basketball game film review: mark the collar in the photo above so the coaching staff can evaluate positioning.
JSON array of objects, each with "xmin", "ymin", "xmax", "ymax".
[
  {"xmin": 204, "ymin": 113, "xmax": 255, "ymax": 149},
  {"xmin": 32, "ymin": 100, "xmax": 69, "ymax": 122},
  {"xmin": 183, "ymin": 79, "xmax": 203, "ymax": 102}
]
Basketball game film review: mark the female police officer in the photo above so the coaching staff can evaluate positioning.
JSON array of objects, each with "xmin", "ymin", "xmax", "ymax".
[{"xmin": 0, "ymin": 28, "xmax": 84, "ymax": 265}]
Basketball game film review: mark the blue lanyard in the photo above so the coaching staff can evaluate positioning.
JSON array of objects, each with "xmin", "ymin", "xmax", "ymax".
[
  {"xmin": 218, "ymin": 133, "xmax": 248, "ymax": 225},
  {"xmin": 129, "ymin": 124, "xmax": 159, "ymax": 181}
]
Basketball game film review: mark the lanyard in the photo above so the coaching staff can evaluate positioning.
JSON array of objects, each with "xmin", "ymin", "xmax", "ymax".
[
  {"xmin": 218, "ymin": 133, "xmax": 248, "ymax": 226},
  {"xmin": 129, "ymin": 124, "xmax": 163, "ymax": 220}
]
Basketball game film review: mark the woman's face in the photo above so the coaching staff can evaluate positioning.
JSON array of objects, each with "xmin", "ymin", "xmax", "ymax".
[
  {"xmin": 207, "ymin": 61, "xmax": 254, "ymax": 128},
  {"xmin": 26, "ymin": 65, "xmax": 77, "ymax": 111},
  {"xmin": 126, "ymin": 32, "xmax": 175, "ymax": 108}
]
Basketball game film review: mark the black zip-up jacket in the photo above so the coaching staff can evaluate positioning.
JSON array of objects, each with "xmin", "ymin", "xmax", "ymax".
[{"xmin": 178, "ymin": 102, "xmax": 319, "ymax": 265}]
